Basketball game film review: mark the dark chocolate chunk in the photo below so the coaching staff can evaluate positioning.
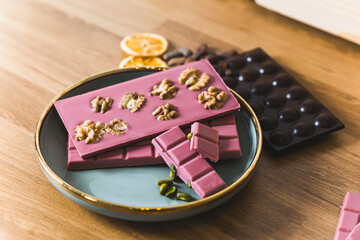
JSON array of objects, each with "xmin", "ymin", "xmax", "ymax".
[
  {"xmin": 246, "ymin": 49, "xmax": 266, "ymax": 63},
  {"xmin": 259, "ymin": 62, "xmax": 280, "ymax": 75},
  {"xmin": 222, "ymin": 76, "xmax": 237, "ymax": 89},
  {"xmin": 226, "ymin": 55, "xmax": 245, "ymax": 71},
  {"xmin": 272, "ymin": 73, "xmax": 293, "ymax": 87},
  {"xmin": 249, "ymin": 102, "xmax": 264, "ymax": 116},
  {"xmin": 204, "ymin": 53, "xmax": 218, "ymax": 64},
  {"xmin": 238, "ymin": 70, "xmax": 259, "ymax": 82},
  {"xmin": 292, "ymin": 121, "xmax": 315, "ymax": 137},
  {"xmin": 218, "ymin": 61, "xmax": 229, "ymax": 76},
  {"xmin": 193, "ymin": 43, "xmax": 208, "ymax": 60},
  {"xmin": 314, "ymin": 113, "xmax": 336, "ymax": 128},
  {"xmin": 269, "ymin": 131, "xmax": 293, "ymax": 146},
  {"xmin": 219, "ymin": 48, "xmax": 344, "ymax": 153},
  {"xmin": 260, "ymin": 116, "xmax": 278, "ymax": 131},
  {"xmin": 251, "ymin": 81, "xmax": 272, "ymax": 95},
  {"xmin": 178, "ymin": 47, "xmax": 193, "ymax": 58},
  {"xmin": 286, "ymin": 86, "xmax": 307, "ymax": 100},
  {"xmin": 278, "ymin": 107, "xmax": 300, "ymax": 122},
  {"xmin": 235, "ymin": 87, "xmax": 251, "ymax": 101},
  {"xmin": 264, "ymin": 94, "xmax": 286, "ymax": 108},
  {"xmin": 163, "ymin": 50, "xmax": 183, "ymax": 61},
  {"xmin": 300, "ymin": 99, "xmax": 322, "ymax": 114},
  {"xmin": 225, "ymin": 68, "xmax": 237, "ymax": 77},
  {"xmin": 168, "ymin": 57, "xmax": 186, "ymax": 67}
]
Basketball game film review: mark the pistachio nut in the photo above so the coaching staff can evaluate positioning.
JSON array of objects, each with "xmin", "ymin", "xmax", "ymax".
[{"xmin": 176, "ymin": 192, "xmax": 192, "ymax": 202}]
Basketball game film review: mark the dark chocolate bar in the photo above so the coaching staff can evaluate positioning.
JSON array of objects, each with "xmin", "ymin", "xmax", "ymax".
[{"xmin": 215, "ymin": 48, "xmax": 344, "ymax": 152}]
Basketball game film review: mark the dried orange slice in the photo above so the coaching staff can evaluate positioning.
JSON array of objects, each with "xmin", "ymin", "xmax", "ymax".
[
  {"xmin": 119, "ymin": 56, "xmax": 168, "ymax": 68},
  {"xmin": 120, "ymin": 33, "xmax": 168, "ymax": 57}
]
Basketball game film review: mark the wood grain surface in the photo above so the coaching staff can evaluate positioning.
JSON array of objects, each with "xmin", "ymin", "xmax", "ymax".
[{"xmin": 0, "ymin": 0, "xmax": 359, "ymax": 239}]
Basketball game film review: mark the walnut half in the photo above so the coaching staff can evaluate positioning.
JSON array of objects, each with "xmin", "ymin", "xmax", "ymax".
[
  {"xmin": 120, "ymin": 92, "xmax": 145, "ymax": 112},
  {"xmin": 178, "ymin": 67, "xmax": 210, "ymax": 91},
  {"xmin": 152, "ymin": 103, "xmax": 178, "ymax": 121},
  {"xmin": 198, "ymin": 86, "xmax": 229, "ymax": 110},
  {"xmin": 150, "ymin": 79, "xmax": 178, "ymax": 99},
  {"xmin": 105, "ymin": 119, "xmax": 129, "ymax": 136},
  {"xmin": 91, "ymin": 96, "xmax": 113, "ymax": 114},
  {"xmin": 75, "ymin": 120, "xmax": 106, "ymax": 144},
  {"xmin": 179, "ymin": 67, "xmax": 200, "ymax": 84}
]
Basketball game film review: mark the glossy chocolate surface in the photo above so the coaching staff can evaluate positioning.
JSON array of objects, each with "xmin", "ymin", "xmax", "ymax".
[{"xmin": 214, "ymin": 48, "xmax": 344, "ymax": 152}]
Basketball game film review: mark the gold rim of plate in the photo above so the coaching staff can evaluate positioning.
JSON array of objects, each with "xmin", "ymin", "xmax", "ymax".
[{"xmin": 34, "ymin": 66, "xmax": 263, "ymax": 216}]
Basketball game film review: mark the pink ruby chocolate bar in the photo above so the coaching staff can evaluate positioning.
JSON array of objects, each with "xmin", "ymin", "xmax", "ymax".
[
  {"xmin": 152, "ymin": 126, "xmax": 226, "ymax": 198},
  {"xmin": 190, "ymin": 122, "xmax": 219, "ymax": 162},
  {"xmin": 54, "ymin": 59, "xmax": 240, "ymax": 158},
  {"xmin": 334, "ymin": 192, "xmax": 360, "ymax": 240},
  {"xmin": 68, "ymin": 136, "xmax": 163, "ymax": 170},
  {"xmin": 67, "ymin": 113, "xmax": 241, "ymax": 170}
]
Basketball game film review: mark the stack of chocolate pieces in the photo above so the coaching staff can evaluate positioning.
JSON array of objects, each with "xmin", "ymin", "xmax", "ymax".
[{"xmin": 55, "ymin": 60, "xmax": 243, "ymax": 199}]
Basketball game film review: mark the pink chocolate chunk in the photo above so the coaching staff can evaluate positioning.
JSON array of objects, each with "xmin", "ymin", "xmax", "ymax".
[
  {"xmin": 190, "ymin": 122, "xmax": 219, "ymax": 162},
  {"xmin": 334, "ymin": 192, "xmax": 360, "ymax": 240},
  {"xmin": 55, "ymin": 60, "xmax": 240, "ymax": 158},
  {"xmin": 152, "ymin": 126, "xmax": 226, "ymax": 198},
  {"xmin": 209, "ymin": 114, "xmax": 242, "ymax": 159},
  {"xmin": 347, "ymin": 223, "xmax": 360, "ymax": 240},
  {"xmin": 67, "ymin": 136, "xmax": 163, "ymax": 170}
]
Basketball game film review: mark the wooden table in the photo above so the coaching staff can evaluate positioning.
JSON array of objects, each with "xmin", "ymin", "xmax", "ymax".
[{"xmin": 1, "ymin": 0, "xmax": 359, "ymax": 239}]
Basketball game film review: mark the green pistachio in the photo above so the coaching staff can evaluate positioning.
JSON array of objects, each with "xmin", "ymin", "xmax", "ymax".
[
  {"xmin": 170, "ymin": 169, "xmax": 176, "ymax": 181},
  {"xmin": 176, "ymin": 192, "xmax": 193, "ymax": 202},
  {"xmin": 187, "ymin": 180, "xmax": 192, "ymax": 189},
  {"xmin": 187, "ymin": 132, "xmax": 194, "ymax": 140},
  {"xmin": 156, "ymin": 180, "xmax": 173, "ymax": 186},
  {"xmin": 159, "ymin": 183, "xmax": 169, "ymax": 195},
  {"xmin": 165, "ymin": 186, "xmax": 177, "ymax": 198},
  {"xmin": 170, "ymin": 164, "xmax": 175, "ymax": 172}
]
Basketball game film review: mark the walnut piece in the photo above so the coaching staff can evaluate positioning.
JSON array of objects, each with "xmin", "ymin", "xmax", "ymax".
[
  {"xmin": 75, "ymin": 120, "xmax": 106, "ymax": 144},
  {"xmin": 179, "ymin": 67, "xmax": 199, "ymax": 84},
  {"xmin": 152, "ymin": 103, "xmax": 178, "ymax": 121},
  {"xmin": 198, "ymin": 86, "xmax": 229, "ymax": 110},
  {"xmin": 91, "ymin": 96, "xmax": 113, "ymax": 114},
  {"xmin": 104, "ymin": 119, "xmax": 129, "ymax": 136},
  {"xmin": 178, "ymin": 67, "xmax": 210, "ymax": 91},
  {"xmin": 120, "ymin": 92, "xmax": 145, "ymax": 112},
  {"xmin": 150, "ymin": 79, "xmax": 178, "ymax": 99}
]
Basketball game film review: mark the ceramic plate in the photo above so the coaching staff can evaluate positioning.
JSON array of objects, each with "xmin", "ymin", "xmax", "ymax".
[{"xmin": 35, "ymin": 67, "xmax": 262, "ymax": 222}]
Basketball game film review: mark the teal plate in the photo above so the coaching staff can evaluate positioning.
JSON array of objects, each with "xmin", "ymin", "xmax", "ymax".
[{"xmin": 35, "ymin": 67, "xmax": 262, "ymax": 222}]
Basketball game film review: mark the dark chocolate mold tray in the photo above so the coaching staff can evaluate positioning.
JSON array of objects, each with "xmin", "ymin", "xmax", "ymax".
[{"xmin": 214, "ymin": 48, "xmax": 344, "ymax": 153}]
